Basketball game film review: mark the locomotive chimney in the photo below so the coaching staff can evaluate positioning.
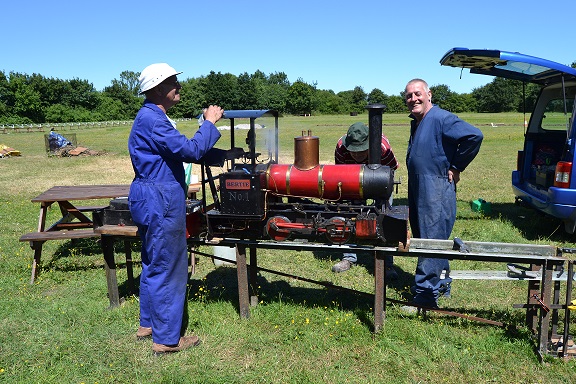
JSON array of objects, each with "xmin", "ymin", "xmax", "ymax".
[{"xmin": 366, "ymin": 104, "xmax": 386, "ymax": 164}]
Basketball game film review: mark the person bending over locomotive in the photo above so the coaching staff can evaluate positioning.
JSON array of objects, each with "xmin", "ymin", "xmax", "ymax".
[
  {"xmin": 331, "ymin": 122, "xmax": 399, "ymax": 279},
  {"xmin": 128, "ymin": 63, "xmax": 236, "ymax": 355},
  {"xmin": 404, "ymin": 78, "xmax": 483, "ymax": 309}
]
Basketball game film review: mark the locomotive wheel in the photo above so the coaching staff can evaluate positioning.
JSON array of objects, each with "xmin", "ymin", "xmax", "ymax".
[
  {"xmin": 324, "ymin": 217, "xmax": 352, "ymax": 244},
  {"xmin": 265, "ymin": 215, "xmax": 291, "ymax": 241}
]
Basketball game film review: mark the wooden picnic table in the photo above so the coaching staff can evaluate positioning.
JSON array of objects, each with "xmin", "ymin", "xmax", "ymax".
[{"xmin": 20, "ymin": 184, "xmax": 130, "ymax": 284}]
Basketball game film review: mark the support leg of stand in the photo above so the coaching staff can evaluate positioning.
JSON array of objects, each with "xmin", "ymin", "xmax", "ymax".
[
  {"xmin": 236, "ymin": 245, "xmax": 250, "ymax": 319},
  {"xmin": 537, "ymin": 260, "xmax": 554, "ymax": 359},
  {"xmin": 249, "ymin": 247, "xmax": 259, "ymax": 306},
  {"xmin": 561, "ymin": 260, "xmax": 574, "ymax": 358},
  {"xmin": 374, "ymin": 250, "xmax": 385, "ymax": 332}
]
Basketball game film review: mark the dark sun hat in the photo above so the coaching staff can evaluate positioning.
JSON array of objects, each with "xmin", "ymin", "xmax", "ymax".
[{"xmin": 344, "ymin": 122, "xmax": 369, "ymax": 152}]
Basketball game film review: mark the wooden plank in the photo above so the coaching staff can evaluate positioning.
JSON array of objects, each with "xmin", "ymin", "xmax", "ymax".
[
  {"xmin": 94, "ymin": 225, "xmax": 138, "ymax": 237},
  {"xmin": 31, "ymin": 185, "xmax": 130, "ymax": 203},
  {"xmin": 19, "ymin": 229, "xmax": 99, "ymax": 242}
]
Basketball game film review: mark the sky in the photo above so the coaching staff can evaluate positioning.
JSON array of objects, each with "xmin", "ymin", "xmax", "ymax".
[{"xmin": 4, "ymin": 1, "xmax": 576, "ymax": 96}]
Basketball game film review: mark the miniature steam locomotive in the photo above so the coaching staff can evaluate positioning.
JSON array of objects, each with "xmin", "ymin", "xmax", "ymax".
[
  {"xmin": 195, "ymin": 108, "xmax": 409, "ymax": 247},
  {"xmin": 95, "ymin": 108, "xmax": 409, "ymax": 247}
]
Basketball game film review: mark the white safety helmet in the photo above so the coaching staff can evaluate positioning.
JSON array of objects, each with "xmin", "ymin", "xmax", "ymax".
[{"xmin": 138, "ymin": 63, "xmax": 182, "ymax": 94}]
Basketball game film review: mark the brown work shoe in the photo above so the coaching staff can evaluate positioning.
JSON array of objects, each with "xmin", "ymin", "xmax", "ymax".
[
  {"xmin": 152, "ymin": 335, "xmax": 201, "ymax": 356},
  {"xmin": 136, "ymin": 326, "xmax": 152, "ymax": 340}
]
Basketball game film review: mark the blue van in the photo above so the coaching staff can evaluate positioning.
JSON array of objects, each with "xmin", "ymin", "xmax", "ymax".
[{"xmin": 440, "ymin": 48, "xmax": 576, "ymax": 233}]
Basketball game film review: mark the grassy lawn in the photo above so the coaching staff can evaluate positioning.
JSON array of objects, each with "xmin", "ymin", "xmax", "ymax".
[{"xmin": 1, "ymin": 112, "xmax": 575, "ymax": 383}]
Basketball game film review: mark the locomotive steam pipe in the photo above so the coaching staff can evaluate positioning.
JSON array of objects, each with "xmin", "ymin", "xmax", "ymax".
[{"xmin": 366, "ymin": 103, "xmax": 386, "ymax": 165}]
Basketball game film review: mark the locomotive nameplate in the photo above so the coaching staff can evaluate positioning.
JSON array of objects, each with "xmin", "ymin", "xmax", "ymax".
[
  {"xmin": 225, "ymin": 179, "xmax": 251, "ymax": 190},
  {"xmin": 220, "ymin": 172, "xmax": 265, "ymax": 215}
]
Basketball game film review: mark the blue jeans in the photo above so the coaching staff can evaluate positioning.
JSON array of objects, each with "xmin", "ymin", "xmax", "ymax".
[{"xmin": 413, "ymin": 256, "xmax": 452, "ymax": 307}]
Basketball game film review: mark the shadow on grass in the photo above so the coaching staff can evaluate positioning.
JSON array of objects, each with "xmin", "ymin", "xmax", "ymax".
[
  {"xmin": 187, "ymin": 265, "xmax": 531, "ymax": 335},
  {"xmin": 44, "ymin": 237, "xmax": 141, "ymax": 275}
]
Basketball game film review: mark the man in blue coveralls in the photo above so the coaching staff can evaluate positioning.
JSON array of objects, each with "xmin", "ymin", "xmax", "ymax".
[
  {"xmin": 129, "ymin": 63, "xmax": 228, "ymax": 355},
  {"xmin": 404, "ymin": 78, "xmax": 483, "ymax": 310}
]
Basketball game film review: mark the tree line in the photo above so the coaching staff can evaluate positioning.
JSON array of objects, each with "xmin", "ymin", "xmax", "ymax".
[{"xmin": 0, "ymin": 65, "xmax": 574, "ymax": 125}]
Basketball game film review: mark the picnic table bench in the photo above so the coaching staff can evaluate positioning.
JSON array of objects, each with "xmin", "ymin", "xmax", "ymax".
[{"xmin": 19, "ymin": 185, "xmax": 130, "ymax": 284}]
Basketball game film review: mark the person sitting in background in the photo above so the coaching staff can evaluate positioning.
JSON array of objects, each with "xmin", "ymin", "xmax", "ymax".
[{"xmin": 331, "ymin": 122, "xmax": 399, "ymax": 279}]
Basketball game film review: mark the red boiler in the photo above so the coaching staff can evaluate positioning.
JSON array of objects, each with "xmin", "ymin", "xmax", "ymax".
[{"xmin": 265, "ymin": 163, "xmax": 394, "ymax": 201}]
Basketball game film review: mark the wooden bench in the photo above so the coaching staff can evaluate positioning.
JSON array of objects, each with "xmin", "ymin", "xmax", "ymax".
[
  {"xmin": 95, "ymin": 225, "xmax": 139, "ymax": 307},
  {"xmin": 20, "ymin": 229, "xmax": 99, "ymax": 243}
]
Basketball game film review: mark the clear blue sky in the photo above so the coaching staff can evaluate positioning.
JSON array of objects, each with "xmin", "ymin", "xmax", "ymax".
[{"xmin": 5, "ymin": 1, "xmax": 575, "ymax": 96}]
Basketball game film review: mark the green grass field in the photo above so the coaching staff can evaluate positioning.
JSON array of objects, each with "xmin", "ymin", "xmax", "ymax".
[{"xmin": 1, "ymin": 112, "xmax": 575, "ymax": 383}]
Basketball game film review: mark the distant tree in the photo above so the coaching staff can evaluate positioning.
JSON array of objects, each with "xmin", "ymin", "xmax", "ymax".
[
  {"xmin": 459, "ymin": 93, "xmax": 477, "ymax": 112},
  {"xmin": 473, "ymin": 77, "xmax": 522, "ymax": 112},
  {"xmin": 314, "ymin": 89, "xmax": 347, "ymax": 114},
  {"xmin": 64, "ymin": 79, "xmax": 99, "ymax": 110},
  {"xmin": 262, "ymin": 83, "xmax": 288, "ymax": 113},
  {"xmin": 118, "ymin": 70, "xmax": 140, "ymax": 96},
  {"xmin": 385, "ymin": 95, "xmax": 408, "ymax": 114},
  {"xmin": 0, "ymin": 71, "xmax": 11, "ymax": 119},
  {"xmin": 11, "ymin": 76, "xmax": 44, "ymax": 122},
  {"xmin": 44, "ymin": 104, "xmax": 93, "ymax": 123},
  {"xmin": 27, "ymin": 74, "xmax": 65, "ymax": 107},
  {"xmin": 514, "ymin": 82, "xmax": 540, "ymax": 113},
  {"xmin": 350, "ymin": 86, "xmax": 367, "ymax": 113},
  {"xmin": 286, "ymin": 80, "xmax": 315, "ymax": 115},
  {"xmin": 172, "ymin": 77, "xmax": 205, "ymax": 118},
  {"xmin": 444, "ymin": 93, "xmax": 475, "ymax": 113},
  {"xmin": 92, "ymin": 94, "xmax": 128, "ymax": 121},
  {"xmin": 237, "ymin": 72, "xmax": 259, "ymax": 110},
  {"xmin": 367, "ymin": 88, "xmax": 388, "ymax": 106},
  {"xmin": 202, "ymin": 71, "xmax": 239, "ymax": 110},
  {"xmin": 430, "ymin": 84, "xmax": 453, "ymax": 109},
  {"xmin": 250, "ymin": 70, "xmax": 266, "ymax": 82},
  {"xmin": 337, "ymin": 90, "xmax": 353, "ymax": 110},
  {"xmin": 102, "ymin": 82, "xmax": 141, "ymax": 119},
  {"xmin": 268, "ymin": 71, "xmax": 290, "ymax": 87}
]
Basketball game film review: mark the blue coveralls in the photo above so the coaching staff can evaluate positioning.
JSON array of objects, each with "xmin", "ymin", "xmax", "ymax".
[
  {"xmin": 406, "ymin": 106, "xmax": 483, "ymax": 307},
  {"xmin": 128, "ymin": 100, "xmax": 221, "ymax": 345}
]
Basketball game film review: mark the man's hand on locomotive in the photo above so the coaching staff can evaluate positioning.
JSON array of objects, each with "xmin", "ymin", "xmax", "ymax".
[{"xmin": 202, "ymin": 105, "xmax": 224, "ymax": 124}]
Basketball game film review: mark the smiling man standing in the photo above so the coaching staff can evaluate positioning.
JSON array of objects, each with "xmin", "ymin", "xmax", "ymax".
[
  {"xmin": 128, "ymin": 63, "xmax": 224, "ymax": 355},
  {"xmin": 404, "ymin": 78, "xmax": 483, "ymax": 310}
]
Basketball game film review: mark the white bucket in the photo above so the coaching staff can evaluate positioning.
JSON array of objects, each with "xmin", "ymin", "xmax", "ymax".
[{"xmin": 213, "ymin": 246, "xmax": 236, "ymax": 266}]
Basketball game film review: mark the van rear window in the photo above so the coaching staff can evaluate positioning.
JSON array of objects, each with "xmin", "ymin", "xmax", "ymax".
[{"xmin": 541, "ymin": 98, "xmax": 573, "ymax": 131}]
